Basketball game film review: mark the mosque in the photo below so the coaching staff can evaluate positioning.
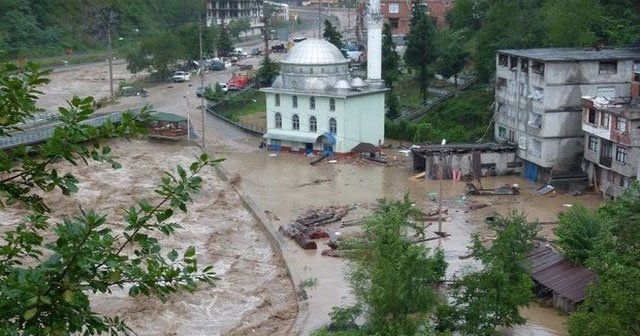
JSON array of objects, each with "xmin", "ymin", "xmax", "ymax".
[{"xmin": 260, "ymin": 2, "xmax": 386, "ymax": 155}]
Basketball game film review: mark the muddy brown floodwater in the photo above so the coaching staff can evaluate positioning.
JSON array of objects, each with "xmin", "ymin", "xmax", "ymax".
[{"xmin": 28, "ymin": 59, "xmax": 605, "ymax": 335}]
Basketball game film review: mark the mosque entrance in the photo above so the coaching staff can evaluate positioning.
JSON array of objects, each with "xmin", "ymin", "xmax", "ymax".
[{"xmin": 305, "ymin": 143, "xmax": 313, "ymax": 154}]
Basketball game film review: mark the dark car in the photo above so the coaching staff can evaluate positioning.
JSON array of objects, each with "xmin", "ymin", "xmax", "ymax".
[
  {"xmin": 196, "ymin": 86, "xmax": 206, "ymax": 97},
  {"xmin": 210, "ymin": 60, "xmax": 225, "ymax": 71}
]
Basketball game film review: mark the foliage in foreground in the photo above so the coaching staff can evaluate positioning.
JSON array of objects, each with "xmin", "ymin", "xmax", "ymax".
[
  {"xmin": 338, "ymin": 197, "xmax": 447, "ymax": 335},
  {"xmin": 0, "ymin": 60, "xmax": 220, "ymax": 334}
]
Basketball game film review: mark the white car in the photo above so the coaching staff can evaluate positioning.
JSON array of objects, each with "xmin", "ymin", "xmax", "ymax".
[
  {"xmin": 172, "ymin": 71, "xmax": 191, "ymax": 82},
  {"xmin": 232, "ymin": 48, "xmax": 248, "ymax": 58}
]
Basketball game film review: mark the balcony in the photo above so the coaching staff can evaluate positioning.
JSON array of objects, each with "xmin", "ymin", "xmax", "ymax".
[{"xmin": 600, "ymin": 156, "xmax": 612, "ymax": 168}]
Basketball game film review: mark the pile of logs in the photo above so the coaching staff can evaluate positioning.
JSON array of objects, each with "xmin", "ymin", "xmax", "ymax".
[{"xmin": 279, "ymin": 206, "xmax": 349, "ymax": 249}]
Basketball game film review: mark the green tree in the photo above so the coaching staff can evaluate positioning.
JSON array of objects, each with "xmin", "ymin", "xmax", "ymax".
[
  {"xmin": 177, "ymin": 23, "xmax": 217, "ymax": 62},
  {"xmin": 323, "ymin": 19, "xmax": 345, "ymax": 52},
  {"xmin": 217, "ymin": 25, "xmax": 234, "ymax": 57},
  {"xmin": 228, "ymin": 19, "xmax": 251, "ymax": 41},
  {"xmin": 445, "ymin": 0, "xmax": 489, "ymax": 31},
  {"xmin": 385, "ymin": 91, "xmax": 400, "ymax": 119},
  {"xmin": 541, "ymin": 0, "xmax": 602, "ymax": 47},
  {"xmin": 381, "ymin": 23, "xmax": 400, "ymax": 88},
  {"xmin": 555, "ymin": 204, "xmax": 606, "ymax": 265},
  {"xmin": 435, "ymin": 29, "xmax": 469, "ymax": 85},
  {"xmin": 126, "ymin": 32, "xmax": 182, "ymax": 77},
  {"xmin": 0, "ymin": 60, "xmax": 218, "ymax": 334},
  {"xmin": 204, "ymin": 82, "xmax": 226, "ymax": 103},
  {"xmin": 404, "ymin": 0, "xmax": 438, "ymax": 104},
  {"xmin": 255, "ymin": 56, "xmax": 280, "ymax": 87},
  {"xmin": 342, "ymin": 197, "xmax": 447, "ymax": 334},
  {"xmin": 449, "ymin": 211, "xmax": 538, "ymax": 335}
]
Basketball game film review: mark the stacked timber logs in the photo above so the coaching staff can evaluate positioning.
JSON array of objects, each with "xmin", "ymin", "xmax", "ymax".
[{"xmin": 279, "ymin": 206, "xmax": 349, "ymax": 250}]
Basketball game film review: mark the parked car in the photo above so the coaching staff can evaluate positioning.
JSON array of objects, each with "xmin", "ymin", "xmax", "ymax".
[
  {"xmin": 196, "ymin": 86, "xmax": 206, "ymax": 97},
  {"xmin": 172, "ymin": 71, "xmax": 191, "ymax": 82},
  {"xmin": 270, "ymin": 43, "xmax": 287, "ymax": 53},
  {"xmin": 120, "ymin": 86, "xmax": 148, "ymax": 97},
  {"xmin": 228, "ymin": 74, "xmax": 251, "ymax": 90},
  {"xmin": 218, "ymin": 82, "xmax": 228, "ymax": 92},
  {"xmin": 210, "ymin": 60, "xmax": 225, "ymax": 71},
  {"xmin": 238, "ymin": 64, "xmax": 254, "ymax": 71},
  {"xmin": 251, "ymin": 47, "xmax": 262, "ymax": 56},
  {"xmin": 232, "ymin": 48, "xmax": 248, "ymax": 57}
]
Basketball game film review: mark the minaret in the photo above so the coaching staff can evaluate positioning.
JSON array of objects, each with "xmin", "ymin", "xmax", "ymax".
[{"xmin": 366, "ymin": 0, "xmax": 383, "ymax": 83}]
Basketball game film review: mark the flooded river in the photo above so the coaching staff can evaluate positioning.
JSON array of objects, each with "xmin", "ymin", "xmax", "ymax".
[{"xmin": 222, "ymin": 148, "xmax": 602, "ymax": 335}]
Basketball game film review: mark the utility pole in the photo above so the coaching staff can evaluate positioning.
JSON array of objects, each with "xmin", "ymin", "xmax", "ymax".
[
  {"xmin": 437, "ymin": 139, "xmax": 447, "ymax": 236},
  {"xmin": 107, "ymin": 27, "xmax": 114, "ymax": 97},
  {"xmin": 199, "ymin": 1, "xmax": 206, "ymax": 148}
]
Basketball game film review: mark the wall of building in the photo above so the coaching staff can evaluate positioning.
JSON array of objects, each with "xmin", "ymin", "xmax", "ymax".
[
  {"xmin": 380, "ymin": 0, "xmax": 411, "ymax": 36},
  {"xmin": 343, "ymin": 93, "xmax": 385, "ymax": 153}
]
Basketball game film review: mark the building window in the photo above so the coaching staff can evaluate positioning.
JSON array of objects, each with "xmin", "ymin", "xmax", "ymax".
[
  {"xmin": 510, "ymin": 56, "xmax": 518, "ymax": 70},
  {"xmin": 292, "ymin": 95, "xmax": 298, "ymax": 108},
  {"xmin": 309, "ymin": 116, "xmax": 317, "ymax": 132},
  {"xmin": 599, "ymin": 61, "xmax": 618, "ymax": 74},
  {"xmin": 310, "ymin": 68, "xmax": 314, "ymax": 74},
  {"xmin": 616, "ymin": 117, "xmax": 628, "ymax": 133},
  {"xmin": 275, "ymin": 94, "xmax": 280, "ymax": 107},
  {"xmin": 531, "ymin": 87, "xmax": 544, "ymax": 101},
  {"xmin": 329, "ymin": 118, "xmax": 337, "ymax": 134},
  {"xmin": 532, "ymin": 61, "xmax": 545, "ymax": 75},
  {"xmin": 588, "ymin": 136, "xmax": 598, "ymax": 151},
  {"xmin": 597, "ymin": 87, "xmax": 616, "ymax": 99},
  {"xmin": 518, "ymin": 135, "xmax": 527, "ymax": 150},
  {"xmin": 498, "ymin": 126, "xmax": 507, "ymax": 140},
  {"xmin": 520, "ymin": 59, "xmax": 528, "ymax": 72},
  {"xmin": 530, "ymin": 139, "xmax": 542, "ymax": 157},
  {"xmin": 587, "ymin": 108, "xmax": 597, "ymax": 124},
  {"xmin": 388, "ymin": 18, "xmax": 399, "ymax": 29},
  {"xmin": 620, "ymin": 176, "xmax": 630, "ymax": 188},
  {"xmin": 528, "ymin": 113, "xmax": 542, "ymax": 128},
  {"xmin": 496, "ymin": 77, "xmax": 507, "ymax": 88},
  {"xmin": 275, "ymin": 112, "xmax": 282, "ymax": 128},
  {"xmin": 498, "ymin": 54, "xmax": 508, "ymax": 67},
  {"xmin": 607, "ymin": 171, "xmax": 614, "ymax": 182},
  {"xmin": 508, "ymin": 129, "xmax": 515, "ymax": 143},
  {"xmin": 388, "ymin": 3, "xmax": 399, "ymax": 13},
  {"xmin": 330, "ymin": 98, "xmax": 336, "ymax": 111},
  {"xmin": 615, "ymin": 146, "xmax": 628, "ymax": 164},
  {"xmin": 292, "ymin": 114, "xmax": 300, "ymax": 130},
  {"xmin": 310, "ymin": 96, "xmax": 316, "ymax": 110},
  {"xmin": 600, "ymin": 112, "xmax": 610, "ymax": 128}
]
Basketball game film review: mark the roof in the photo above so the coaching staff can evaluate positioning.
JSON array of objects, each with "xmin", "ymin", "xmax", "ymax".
[
  {"xmin": 263, "ymin": 129, "xmax": 324, "ymax": 143},
  {"xmin": 282, "ymin": 38, "xmax": 349, "ymax": 65},
  {"xmin": 151, "ymin": 112, "xmax": 187, "ymax": 122},
  {"xmin": 498, "ymin": 47, "xmax": 640, "ymax": 62},
  {"xmin": 582, "ymin": 96, "xmax": 640, "ymax": 120},
  {"xmin": 351, "ymin": 142, "xmax": 381, "ymax": 153},
  {"xmin": 411, "ymin": 142, "xmax": 516, "ymax": 155},
  {"xmin": 526, "ymin": 246, "xmax": 598, "ymax": 303}
]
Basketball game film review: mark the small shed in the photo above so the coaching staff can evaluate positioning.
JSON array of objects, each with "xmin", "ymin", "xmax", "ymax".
[
  {"xmin": 526, "ymin": 245, "xmax": 598, "ymax": 313},
  {"xmin": 148, "ymin": 112, "xmax": 188, "ymax": 139},
  {"xmin": 351, "ymin": 142, "xmax": 380, "ymax": 158}
]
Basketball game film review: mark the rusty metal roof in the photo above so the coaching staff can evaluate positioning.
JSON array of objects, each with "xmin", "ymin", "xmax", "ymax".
[{"xmin": 526, "ymin": 246, "xmax": 598, "ymax": 303}]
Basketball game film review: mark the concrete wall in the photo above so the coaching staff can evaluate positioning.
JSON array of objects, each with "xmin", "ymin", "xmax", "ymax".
[
  {"xmin": 343, "ymin": 93, "xmax": 385, "ymax": 153},
  {"xmin": 421, "ymin": 151, "xmax": 519, "ymax": 178}
]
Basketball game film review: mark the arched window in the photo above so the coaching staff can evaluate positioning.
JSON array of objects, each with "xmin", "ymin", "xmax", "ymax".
[
  {"xmin": 310, "ymin": 96, "xmax": 316, "ymax": 110},
  {"xmin": 292, "ymin": 95, "xmax": 298, "ymax": 108},
  {"xmin": 309, "ymin": 116, "xmax": 317, "ymax": 132},
  {"xmin": 275, "ymin": 112, "xmax": 282, "ymax": 128},
  {"xmin": 292, "ymin": 114, "xmax": 300, "ymax": 130},
  {"xmin": 329, "ymin": 118, "xmax": 337, "ymax": 134},
  {"xmin": 310, "ymin": 68, "xmax": 314, "ymax": 74},
  {"xmin": 321, "ymin": 68, "xmax": 325, "ymax": 74},
  {"xmin": 329, "ymin": 98, "xmax": 336, "ymax": 111},
  {"xmin": 275, "ymin": 94, "xmax": 280, "ymax": 107}
]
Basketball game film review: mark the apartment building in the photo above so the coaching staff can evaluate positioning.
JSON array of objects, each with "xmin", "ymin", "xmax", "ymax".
[
  {"xmin": 206, "ymin": 0, "xmax": 264, "ymax": 36},
  {"xmin": 380, "ymin": 0, "xmax": 453, "ymax": 36},
  {"xmin": 494, "ymin": 48, "xmax": 640, "ymax": 181},
  {"xmin": 582, "ymin": 84, "xmax": 640, "ymax": 198}
]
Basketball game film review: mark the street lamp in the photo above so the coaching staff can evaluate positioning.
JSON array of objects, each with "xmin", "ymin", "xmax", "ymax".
[{"xmin": 437, "ymin": 138, "xmax": 447, "ymax": 237}]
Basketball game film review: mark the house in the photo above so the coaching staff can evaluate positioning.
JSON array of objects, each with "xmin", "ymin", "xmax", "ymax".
[
  {"xmin": 260, "ymin": 39, "xmax": 386, "ymax": 155},
  {"xmin": 494, "ymin": 47, "xmax": 640, "ymax": 182},
  {"xmin": 380, "ymin": 0, "xmax": 453, "ymax": 36},
  {"xmin": 206, "ymin": 0, "xmax": 264, "ymax": 37},
  {"xmin": 527, "ymin": 245, "xmax": 598, "ymax": 313},
  {"xmin": 581, "ymin": 95, "xmax": 640, "ymax": 198}
]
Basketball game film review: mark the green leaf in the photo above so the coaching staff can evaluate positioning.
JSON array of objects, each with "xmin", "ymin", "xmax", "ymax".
[
  {"xmin": 23, "ymin": 308, "xmax": 38, "ymax": 320},
  {"xmin": 168, "ymin": 249, "xmax": 178, "ymax": 262},
  {"xmin": 184, "ymin": 246, "xmax": 196, "ymax": 258}
]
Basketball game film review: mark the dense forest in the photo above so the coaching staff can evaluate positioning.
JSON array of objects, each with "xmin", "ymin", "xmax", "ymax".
[{"xmin": 0, "ymin": 0, "xmax": 204, "ymax": 59}]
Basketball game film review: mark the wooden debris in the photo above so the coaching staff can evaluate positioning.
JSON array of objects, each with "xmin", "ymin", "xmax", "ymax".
[
  {"xmin": 469, "ymin": 203, "xmax": 488, "ymax": 210},
  {"xmin": 321, "ymin": 249, "xmax": 343, "ymax": 258},
  {"xmin": 279, "ymin": 205, "xmax": 350, "ymax": 250}
]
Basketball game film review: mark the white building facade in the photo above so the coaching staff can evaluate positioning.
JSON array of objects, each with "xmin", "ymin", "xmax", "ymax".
[
  {"xmin": 206, "ymin": 0, "xmax": 264, "ymax": 37},
  {"xmin": 494, "ymin": 48, "xmax": 640, "ymax": 181},
  {"xmin": 261, "ymin": 39, "xmax": 386, "ymax": 155}
]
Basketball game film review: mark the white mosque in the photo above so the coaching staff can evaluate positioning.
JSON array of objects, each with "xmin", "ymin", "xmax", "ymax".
[{"xmin": 260, "ymin": 1, "xmax": 386, "ymax": 155}]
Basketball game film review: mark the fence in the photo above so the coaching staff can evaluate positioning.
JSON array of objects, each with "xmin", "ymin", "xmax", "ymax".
[
  {"xmin": 0, "ymin": 110, "xmax": 139, "ymax": 149},
  {"xmin": 204, "ymin": 87, "xmax": 267, "ymax": 136}
]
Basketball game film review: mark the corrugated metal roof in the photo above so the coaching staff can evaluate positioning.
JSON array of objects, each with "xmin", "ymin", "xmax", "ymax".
[{"xmin": 526, "ymin": 246, "xmax": 598, "ymax": 303}]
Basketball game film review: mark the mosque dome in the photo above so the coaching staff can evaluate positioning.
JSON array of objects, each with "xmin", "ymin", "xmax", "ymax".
[
  {"xmin": 282, "ymin": 39, "xmax": 349, "ymax": 65},
  {"xmin": 334, "ymin": 79, "xmax": 351, "ymax": 90},
  {"xmin": 350, "ymin": 77, "xmax": 367, "ymax": 88}
]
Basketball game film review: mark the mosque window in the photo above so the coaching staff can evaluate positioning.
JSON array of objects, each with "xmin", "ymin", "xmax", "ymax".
[
  {"xmin": 275, "ymin": 113, "xmax": 282, "ymax": 128},
  {"xmin": 330, "ymin": 98, "xmax": 336, "ymax": 111},
  {"xmin": 329, "ymin": 118, "xmax": 337, "ymax": 134},
  {"xmin": 310, "ymin": 68, "xmax": 314, "ymax": 74},
  {"xmin": 275, "ymin": 94, "xmax": 280, "ymax": 107},
  {"xmin": 310, "ymin": 116, "xmax": 317, "ymax": 132},
  {"xmin": 292, "ymin": 95, "xmax": 298, "ymax": 108},
  {"xmin": 321, "ymin": 68, "xmax": 325, "ymax": 74},
  {"xmin": 293, "ymin": 114, "xmax": 300, "ymax": 130},
  {"xmin": 310, "ymin": 96, "xmax": 316, "ymax": 110}
]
